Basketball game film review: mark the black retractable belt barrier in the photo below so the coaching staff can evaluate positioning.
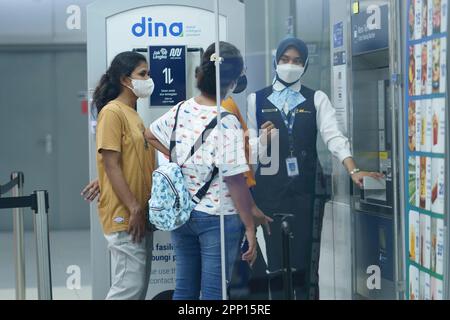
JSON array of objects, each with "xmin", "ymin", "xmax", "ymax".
[
  {"xmin": 0, "ymin": 194, "xmax": 36, "ymax": 210},
  {"xmin": 0, "ymin": 172, "xmax": 52, "ymax": 300},
  {"xmin": 0, "ymin": 172, "xmax": 23, "ymax": 196}
]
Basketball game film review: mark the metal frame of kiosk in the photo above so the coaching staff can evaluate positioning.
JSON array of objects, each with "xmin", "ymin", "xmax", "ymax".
[{"xmin": 347, "ymin": 0, "xmax": 404, "ymax": 300}]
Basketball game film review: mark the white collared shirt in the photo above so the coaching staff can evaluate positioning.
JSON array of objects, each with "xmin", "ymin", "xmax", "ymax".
[{"xmin": 247, "ymin": 80, "xmax": 353, "ymax": 164}]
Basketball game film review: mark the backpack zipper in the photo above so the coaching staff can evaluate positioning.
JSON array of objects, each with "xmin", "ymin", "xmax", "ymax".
[{"xmin": 154, "ymin": 170, "xmax": 181, "ymax": 210}]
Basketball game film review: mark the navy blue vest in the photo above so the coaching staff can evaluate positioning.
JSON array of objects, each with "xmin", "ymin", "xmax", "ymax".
[{"xmin": 254, "ymin": 85, "xmax": 318, "ymax": 211}]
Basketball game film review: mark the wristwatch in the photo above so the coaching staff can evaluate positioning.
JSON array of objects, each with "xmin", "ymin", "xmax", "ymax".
[{"xmin": 349, "ymin": 168, "xmax": 361, "ymax": 176}]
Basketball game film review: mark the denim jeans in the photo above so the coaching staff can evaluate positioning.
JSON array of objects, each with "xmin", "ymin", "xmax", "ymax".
[{"xmin": 171, "ymin": 210, "xmax": 244, "ymax": 300}]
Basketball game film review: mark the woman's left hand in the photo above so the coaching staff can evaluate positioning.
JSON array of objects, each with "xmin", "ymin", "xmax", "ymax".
[
  {"xmin": 351, "ymin": 171, "xmax": 385, "ymax": 188},
  {"xmin": 81, "ymin": 179, "xmax": 100, "ymax": 202}
]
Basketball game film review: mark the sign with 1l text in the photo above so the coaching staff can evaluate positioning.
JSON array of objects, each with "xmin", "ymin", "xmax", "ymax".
[{"xmin": 149, "ymin": 45, "xmax": 187, "ymax": 107}]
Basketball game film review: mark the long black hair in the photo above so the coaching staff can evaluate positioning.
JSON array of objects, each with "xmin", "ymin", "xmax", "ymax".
[
  {"xmin": 92, "ymin": 51, "xmax": 147, "ymax": 115},
  {"xmin": 195, "ymin": 42, "xmax": 244, "ymax": 98}
]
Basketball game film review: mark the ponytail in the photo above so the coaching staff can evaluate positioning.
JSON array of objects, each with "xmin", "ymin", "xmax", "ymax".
[{"xmin": 92, "ymin": 72, "xmax": 121, "ymax": 115}]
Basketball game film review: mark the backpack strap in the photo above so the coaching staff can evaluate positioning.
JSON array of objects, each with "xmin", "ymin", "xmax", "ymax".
[
  {"xmin": 192, "ymin": 167, "xmax": 219, "ymax": 204},
  {"xmin": 186, "ymin": 111, "xmax": 233, "ymax": 163},
  {"xmin": 169, "ymin": 101, "xmax": 185, "ymax": 163}
]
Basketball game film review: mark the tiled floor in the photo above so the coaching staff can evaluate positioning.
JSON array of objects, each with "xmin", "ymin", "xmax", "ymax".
[
  {"xmin": 0, "ymin": 230, "xmax": 92, "ymax": 300},
  {"xmin": 0, "ymin": 224, "xmax": 341, "ymax": 300}
]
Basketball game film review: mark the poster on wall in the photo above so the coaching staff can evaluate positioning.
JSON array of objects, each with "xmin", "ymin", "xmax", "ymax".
[
  {"xmin": 432, "ymin": 98, "xmax": 446, "ymax": 153},
  {"xmin": 409, "ymin": 157, "xmax": 417, "ymax": 204},
  {"xmin": 421, "ymin": 43, "xmax": 428, "ymax": 95},
  {"xmin": 409, "ymin": 46, "xmax": 416, "ymax": 95},
  {"xmin": 409, "ymin": 210, "xmax": 421, "ymax": 263},
  {"xmin": 431, "ymin": 277, "xmax": 444, "ymax": 299},
  {"xmin": 410, "ymin": 0, "xmax": 448, "ymax": 40},
  {"xmin": 405, "ymin": 0, "xmax": 447, "ymax": 300},
  {"xmin": 431, "ymin": 158, "xmax": 445, "ymax": 214},
  {"xmin": 415, "ymin": 44, "xmax": 422, "ymax": 95},
  {"xmin": 408, "ymin": 102, "xmax": 416, "ymax": 151},
  {"xmin": 409, "ymin": 265, "xmax": 420, "ymax": 300}
]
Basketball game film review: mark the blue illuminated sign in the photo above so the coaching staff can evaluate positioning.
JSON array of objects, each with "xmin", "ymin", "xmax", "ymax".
[{"xmin": 351, "ymin": 4, "xmax": 389, "ymax": 55}]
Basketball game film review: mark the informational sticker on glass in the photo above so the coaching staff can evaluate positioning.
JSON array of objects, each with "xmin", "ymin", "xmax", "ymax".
[
  {"xmin": 333, "ymin": 22, "xmax": 344, "ymax": 48},
  {"xmin": 332, "ymin": 64, "xmax": 348, "ymax": 133},
  {"xmin": 149, "ymin": 45, "xmax": 187, "ymax": 107},
  {"xmin": 145, "ymin": 231, "xmax": 176, "ymax": 300},
  {"xmin": 404, "ymin": 0, "xmax": 448, "ymax": 300},
  {"xmin": 333, "ymin": 51, "xmax": 347, "ymax": 66}
]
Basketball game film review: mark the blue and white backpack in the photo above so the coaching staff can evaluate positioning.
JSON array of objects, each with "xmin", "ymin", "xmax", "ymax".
[{"xmin": 148, "ymin": 102, "xmax": 232, "ymax": 231}]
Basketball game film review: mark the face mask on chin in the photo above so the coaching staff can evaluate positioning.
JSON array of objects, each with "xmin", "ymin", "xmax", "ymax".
[
  {"xmin": 233, "ymin": 75, "xmax": 248, "ymax": 94},
  {"xmin": 276, "ymin": 64, "xmax": 305, "ymax": 86},
  {"xmin": 127, "ymin": 77, "xmax": 155, "ymax": 98}
]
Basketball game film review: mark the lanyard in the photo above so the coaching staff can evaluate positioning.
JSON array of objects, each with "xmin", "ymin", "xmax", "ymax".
[{"xmin": 279, "ymin": 108, "xmax": 296, "ymax": 157}]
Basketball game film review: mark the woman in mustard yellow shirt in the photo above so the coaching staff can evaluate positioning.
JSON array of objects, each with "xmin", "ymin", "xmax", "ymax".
[{"xmin": 92, "ymin": 51, "xmax": 156, "ymax": 300}]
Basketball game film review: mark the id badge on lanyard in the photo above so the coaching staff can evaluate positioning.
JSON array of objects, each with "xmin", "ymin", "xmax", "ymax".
[
  {"xmin": 283, "ymin": 110, "xmax": 299, "ymax": 177},
  {"xmin": 286, "ymin": 156, "xmax": 299, "ymax": 177}
]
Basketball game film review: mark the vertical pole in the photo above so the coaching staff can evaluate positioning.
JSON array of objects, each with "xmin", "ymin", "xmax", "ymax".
[
  {"xmin": 11, "ymin": 172, "xmax": 25, "ymax": 300},
  {"xmin": 346, "ymin": 0, "xmax": 357, "ymax": 299},
  {"xmin": 389, "ymin": 0, "xmax": 404, "ymax": 300},
  {"xmin": 214, "ymin": 0, "xmax": 227, "ymax": 301},
  {"xmin": 288, "ymin": 0, "xmax": 297, "ymax": 37},
  {"xmin": 264, "ymin": 0, "xmax": 271, "ymax": 86},
  {"xmin": 33, "ymin": 191, "xmax": 52, "ymax": 300}
]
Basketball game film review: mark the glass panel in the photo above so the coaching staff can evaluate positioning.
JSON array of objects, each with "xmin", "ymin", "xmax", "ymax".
[
  {"xmin": 223, "ymin": 0, "xmax": 340, "ymax": 300},
  {"xmin": 221, "ymin": 0, "xmax": 403, "ymax": 301}
]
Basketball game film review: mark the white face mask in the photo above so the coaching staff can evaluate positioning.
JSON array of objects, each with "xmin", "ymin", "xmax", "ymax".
[
  {"xmin": 127, "ymin": 78, "xmax": 155, "ymax": 98},
  {"xmin": 276, "ymin": 64, "xmax": 305, "ymax": 85}
]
